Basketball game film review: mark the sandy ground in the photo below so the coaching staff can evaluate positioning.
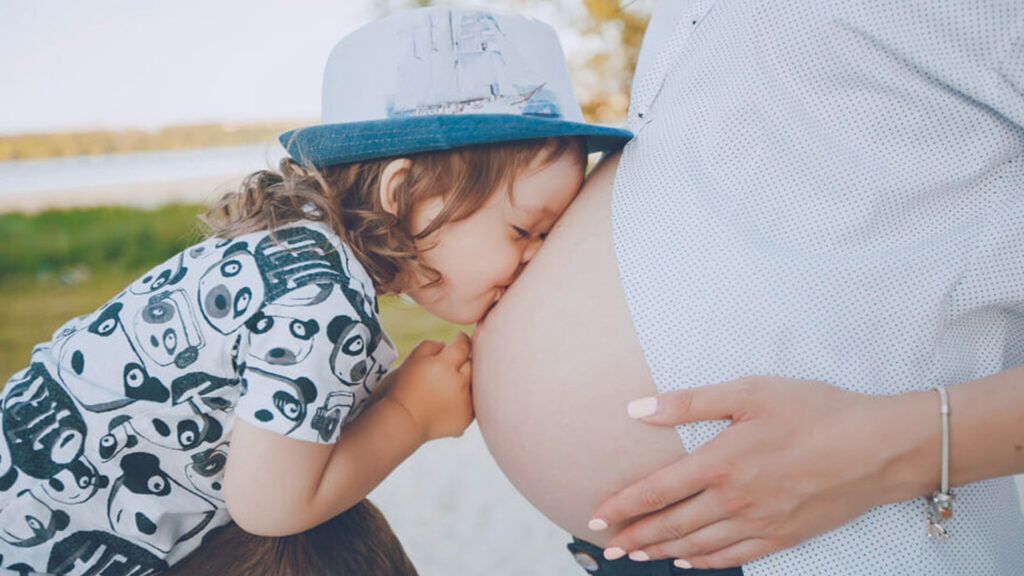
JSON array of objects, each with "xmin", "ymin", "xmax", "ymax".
[
  {"xmin": 369, "ymin": 423, "xmax": 583, "ymax": 575},
  {"xmin": 4, "ymin": 181, "xmax": 1024, "ymax": 575}
]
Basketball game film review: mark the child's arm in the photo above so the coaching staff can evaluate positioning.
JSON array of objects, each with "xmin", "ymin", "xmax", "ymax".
[{"xmin": 224, "ymin": 333, "xmax": 473, "ymax": 536}]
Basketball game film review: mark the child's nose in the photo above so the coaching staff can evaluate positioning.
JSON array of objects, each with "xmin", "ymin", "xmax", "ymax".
[
  {"xmin": 507, "ymin": 261, "xmax": 527, "ymax": 286},
  {"xmin": 504, "ymin": 239, "xmax": 541, "ymax": 287},
  {"xmin": 521, "ymin": 239, "xmax": 542, "ymax": 263}
]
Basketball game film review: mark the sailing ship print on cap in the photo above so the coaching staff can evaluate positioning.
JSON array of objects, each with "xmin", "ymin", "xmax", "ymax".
[{"xmin": 388, "ymin": 10, "xmax": 561, "ymax": 118}]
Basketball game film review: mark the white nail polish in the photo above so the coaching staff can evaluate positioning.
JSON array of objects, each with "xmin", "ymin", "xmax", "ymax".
[
  {"xmin": 604, "ymin": 547, "xmax": 627, "ymax": 560},
  {"xmin": 627, "ymin": 397, "xmax": 657, "ymax": 419}
]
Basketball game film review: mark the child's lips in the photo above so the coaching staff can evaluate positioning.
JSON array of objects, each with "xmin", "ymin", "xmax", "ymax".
[
  {"xmin": 479, "ymin": 287, "xmax": 507, "ymax": 323},
  {"xmin": 481, "ymin": 301, "xmax": 498, "ymax": 322}
]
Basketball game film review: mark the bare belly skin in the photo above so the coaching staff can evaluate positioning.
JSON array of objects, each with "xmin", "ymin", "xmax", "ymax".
[{"xmin": 472, "ymin": 154, "xmax": 687, "ymax": 546}]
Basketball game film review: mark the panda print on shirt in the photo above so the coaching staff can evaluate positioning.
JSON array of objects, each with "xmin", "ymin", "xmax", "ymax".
[
  {"xmin": 54, "ymin": 303, "xmax": 171, "ymax": 411},
  {"xmin": 106, "ymin": 452, "xmax": 216, "ymax": 553},
  {"xmin": 0, "ymin": 490, "xmax": 70, "ymax": 549},
  {"xmin": 0, "ymin": 222, "xmax": 397, "ymax": 574},
  {"xmin": 132, "ymin": 290, "xmax": 206, "ymax": 370},
  {"xmin": 129, "ymin": 252, "xmax": 190, "ymax": 296},
  {"xmin": 198, "ymin": 241, "xmax": 265, "ymax": 335}
]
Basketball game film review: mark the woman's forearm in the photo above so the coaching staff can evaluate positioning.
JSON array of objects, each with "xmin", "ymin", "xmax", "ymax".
[
  {"xmin": 947, "ymin": 365, "xmax": 1024, "ymax": 485},
  {"xmin": 881, "ymin": 364, "xmax": 1024, "ymax": 503}
]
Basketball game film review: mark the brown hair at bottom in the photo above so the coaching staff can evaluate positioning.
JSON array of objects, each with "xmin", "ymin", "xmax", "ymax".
[{"xmin": 163, "ymin": 499, "xmax": 418, "ymax": 576}]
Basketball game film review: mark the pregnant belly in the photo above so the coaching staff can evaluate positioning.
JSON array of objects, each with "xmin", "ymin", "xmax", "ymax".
[{"xmin": 472, "ymin": 154, "xmax": 687, "ymax": 546}]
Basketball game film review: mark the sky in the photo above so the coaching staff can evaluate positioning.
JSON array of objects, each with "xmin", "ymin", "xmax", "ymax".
[
  {"xmin": 0, "ymin": 0, "xmax": 598, "ymax": 135},
  {"xmin": 0, "ymin": 1, "xmax": 378, "ymax": 134}
]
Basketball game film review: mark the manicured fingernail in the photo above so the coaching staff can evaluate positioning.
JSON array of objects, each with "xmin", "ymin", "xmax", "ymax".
[
  {"xmin": 627, "ymin": 396, "xmax": 658, "ymax": 419},
  {"xmin": 674, "ymin": 558, "xmax": 693, "ymax": 569},
  {"xmin": 588, "ymin": 518, "xmax": 608, "ymax": 531},
  {"xmin": 604, "ymin": 547, "xmax": 626, "ymax": 560},
  {"xmin": 628, "ymin": 550, "xmax": 650, "ymax": 561}
]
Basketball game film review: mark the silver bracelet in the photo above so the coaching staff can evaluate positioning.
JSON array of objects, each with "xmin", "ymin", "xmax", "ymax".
[{"xmin": 925, "ymin": 386, "xmax": 954, "ymax": 541}]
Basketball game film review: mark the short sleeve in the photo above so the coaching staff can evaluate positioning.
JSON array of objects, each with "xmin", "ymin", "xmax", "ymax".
[
  {"xmin": 234, "ymin": 256, "xmax": 396, "ymax": 444},
  {"xmin": 944, "ymin": 186, "xmax": 1024, "ymax": 371}
]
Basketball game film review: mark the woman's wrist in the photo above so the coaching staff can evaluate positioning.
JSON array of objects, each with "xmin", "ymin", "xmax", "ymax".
[
  {"xmin": 871, "ymin": 389, "xmax": 942, "ymax": 504},
  {"xmin": 874, "ymin": 367, "xmax": 1024, "ymax": 505}
]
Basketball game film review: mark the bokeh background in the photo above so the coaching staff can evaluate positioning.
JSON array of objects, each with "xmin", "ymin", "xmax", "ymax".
[{"xmin": 0, "ymin": 1, "xmax": 651, "ymax": 574}]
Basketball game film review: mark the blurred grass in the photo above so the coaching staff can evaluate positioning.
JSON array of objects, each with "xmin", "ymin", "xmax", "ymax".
[
  {"xmin": 0, "ymin": 204, "xmax": 461, "ymax": 384},
  {"xmin": 0, "ymin": 204, "xmax": 206, "ymax": 282}
]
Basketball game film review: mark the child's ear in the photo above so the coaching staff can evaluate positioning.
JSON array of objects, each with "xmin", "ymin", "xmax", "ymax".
[{"xmin": 379, "ymin": 158, "xmax": 412, "ymax": 216}]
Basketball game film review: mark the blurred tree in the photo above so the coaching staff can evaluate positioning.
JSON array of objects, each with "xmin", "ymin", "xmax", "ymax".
[
  {"xmin": 577, "ymin": 0, "xmax": 650, "ymax": 122},
  {"xmin": 0, "ymin": 122, "xmax": 300, "ymax": 161}
]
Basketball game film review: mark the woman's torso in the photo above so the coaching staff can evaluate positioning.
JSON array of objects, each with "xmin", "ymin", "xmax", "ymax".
[
  {"xmin": 475, "ymin": 1, "xmax": 1024, "ymax": 573},
  {"xmin": 473, "ymin": 154, "xmax": 687, "ymax": 546}
]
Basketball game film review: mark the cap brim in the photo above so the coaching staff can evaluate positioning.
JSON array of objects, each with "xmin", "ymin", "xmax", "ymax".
[{"xmin": 279, "ymin": 114, "xmax": 632, "ymax": 168}]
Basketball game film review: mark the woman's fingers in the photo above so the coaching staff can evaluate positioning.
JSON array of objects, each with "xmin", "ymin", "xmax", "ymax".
[
  {"xmin": 686, "ymin": 538, "xmax": 776, "ymax": 570},
  {"xmin": 598, "ymin": 378, "xmax": 894, "ymax": 569},
  {"xmin": 633, "ymin": 519, "xmax": 752, "ymax": 563},
  {"xmin": 589, "ymin": 449, "xmax": 715, "ymax": 530},
  {"xmin": 590, "ymin": 380, "xmax": 759, "ymax": 532},
  {"xmin": 626, "ymin": 379, "xmax": 754, "ymax": 426},
  {"xmin": 603, "ymin": 492, "xmax": 731, "ymax": 558}
]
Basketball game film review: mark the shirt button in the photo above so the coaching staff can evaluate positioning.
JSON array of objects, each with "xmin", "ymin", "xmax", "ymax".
[{"xmin": 573, "ymin": 551, "xmax": 601, "ymax": 572}]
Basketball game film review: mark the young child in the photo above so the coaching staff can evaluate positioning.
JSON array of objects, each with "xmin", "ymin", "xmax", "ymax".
[{"xmin": 0, "ymin": 7, "xmax": 630, "ymax": 575}]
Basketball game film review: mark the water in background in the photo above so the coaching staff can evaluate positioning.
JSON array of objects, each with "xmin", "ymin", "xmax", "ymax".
[{"xmin": 0, "ymin": 144, "xmax": 287, "ymax": 195}]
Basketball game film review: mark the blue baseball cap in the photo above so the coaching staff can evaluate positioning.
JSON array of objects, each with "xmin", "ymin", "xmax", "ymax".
[{"xmin": 280, "ymin": 7, "xmax": 633, "ymax": 168}]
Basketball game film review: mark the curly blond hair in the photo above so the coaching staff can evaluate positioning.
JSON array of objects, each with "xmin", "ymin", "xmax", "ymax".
[{"xmin": 202, "ymin": 137, "xmax": 586, "ymax": 295}]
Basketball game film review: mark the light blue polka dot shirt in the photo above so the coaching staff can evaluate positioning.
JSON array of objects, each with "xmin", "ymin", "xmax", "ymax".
[{"xmin": 613, "ymin": 1, "xmax": 1024, "ymax": 574}]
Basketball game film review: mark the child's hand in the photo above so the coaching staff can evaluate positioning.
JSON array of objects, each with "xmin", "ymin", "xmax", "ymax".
[{"xmin": 385, "ymin": 332, "xmax": 474, "ymax": 442}]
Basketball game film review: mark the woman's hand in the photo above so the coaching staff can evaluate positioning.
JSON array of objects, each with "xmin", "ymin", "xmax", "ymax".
[
  {"xmin": 589, "ymin": 376, "xmax": 938, "ymax": 569},
  {"xmin": 385, "ymin": 332, "xmax": 475, "ymax": 442}
]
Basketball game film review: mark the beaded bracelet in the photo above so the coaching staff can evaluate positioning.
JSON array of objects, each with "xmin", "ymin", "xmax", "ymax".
[{"xmin": 925, "ymin": 386, "xmax": 954, "ymax": 541}]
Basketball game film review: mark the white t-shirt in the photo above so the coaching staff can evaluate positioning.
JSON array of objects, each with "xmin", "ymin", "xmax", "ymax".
[
  {"xmin": 613, "ymin": 0, "xmax": 1024, "ymax": 574},
  {"xmin": 0, "ymin": 221, "xmax": 396, "ymax": 574}
]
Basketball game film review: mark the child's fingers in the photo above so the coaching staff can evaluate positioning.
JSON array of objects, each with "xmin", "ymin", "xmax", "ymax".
[
  {"xmin": 441, "ymin": 331, "xmax": 472, "ymax": 364},
  {"xmin": 409, "ymin": 339, "xmax": 445, "ymax": 358}
]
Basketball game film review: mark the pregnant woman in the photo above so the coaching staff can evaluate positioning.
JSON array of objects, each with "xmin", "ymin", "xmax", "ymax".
[{"xmin": 474, "ymin": 1, "xmax": 1024, "ymax": 575}]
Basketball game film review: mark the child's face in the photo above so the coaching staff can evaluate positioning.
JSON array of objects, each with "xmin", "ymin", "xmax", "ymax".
[{"xmin": 405, "ymin": 152, "xmax": 584, "ymax": 324}]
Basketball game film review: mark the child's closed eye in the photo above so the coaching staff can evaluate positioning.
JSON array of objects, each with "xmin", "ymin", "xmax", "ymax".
[{"xmin": 513, "ymin": 226, "xmax": 550, "ymax": 241}]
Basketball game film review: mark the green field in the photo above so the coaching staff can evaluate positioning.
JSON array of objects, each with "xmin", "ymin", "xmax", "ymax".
[{"xmin": 0, "ymin": 204, "xmax": 462, "ymax": 384}]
